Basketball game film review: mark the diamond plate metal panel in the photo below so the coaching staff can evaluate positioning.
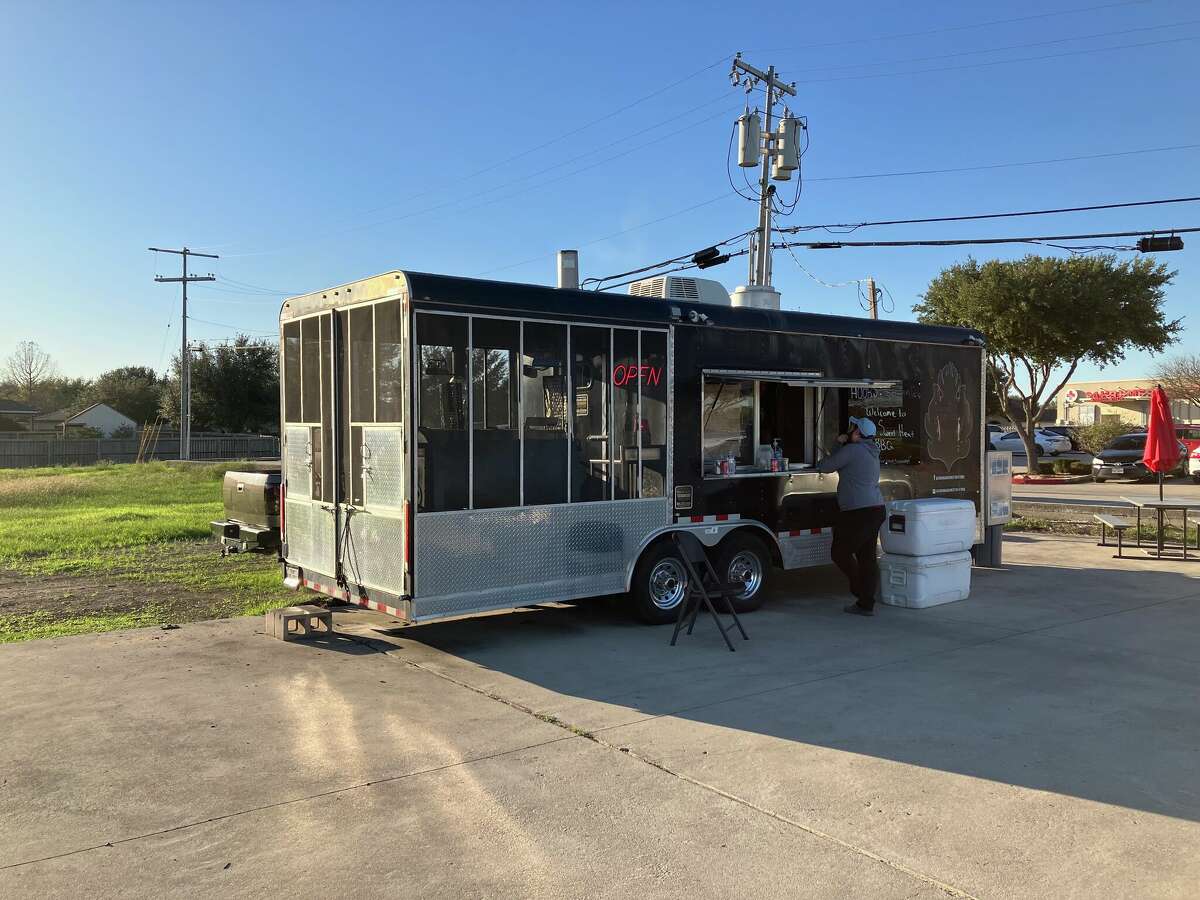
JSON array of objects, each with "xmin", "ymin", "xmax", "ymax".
[
  {"xmin": 343, "ymin": 512, "xmax": 406, "ymax": 594},
  {"xmin": 311, "ymin": 507, "xmax": 335, "ymax": 576},
  {"xmin": 780, "ymin": 532, "xmax": 833, "ymax": 569},
  {"xmin": 284, "ymin": 499, "xmax": 336, "ymax": 577},
  {"xmin": 284, "ymin": 499, "xmax": 313, "ymax": 569},
  {"xmin": 414, "ymin": 498, "xmax": 669, "ymax": 620},
  {"xmin": 284, "ymin": 426, "xmax": 311, "ymax": 499},
  {"xmin": 362, "ymin": 427, "xmax": 405, "ymax": 510}
]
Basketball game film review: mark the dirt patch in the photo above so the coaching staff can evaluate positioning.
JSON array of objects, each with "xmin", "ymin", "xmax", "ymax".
[
  {"xmin": 0, "ymin": 569, "xmax": 224, "ymax": 622},
  {"xmin": 0, "ymin": 541, "xmax": 283, "ymax": 627}
]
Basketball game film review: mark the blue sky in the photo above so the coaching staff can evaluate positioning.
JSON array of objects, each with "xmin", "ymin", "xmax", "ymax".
[{"xmin": 1, "ymin": 0, "xmax": 1196, "ymax": 383}]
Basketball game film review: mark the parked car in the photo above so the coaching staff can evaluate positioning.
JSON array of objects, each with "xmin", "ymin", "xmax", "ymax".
[
  {"xmin": 1175, "ymin": 424, "xmax": 1200, "ymax": 456},
  {"xmin": 1092, "ymin": 433, "xmax": 1188, "ymax": 483},
  {"xmin": 1189, "ymin": 445, "xmax": 1200, "ymax": 484},
  {"xmin": 990, "ymin": 428, "xmax": 1071, "ymax": 456},
  {"xmin": 1040, "ymin": 424, "xmax": 1083, "ymax": 451}
]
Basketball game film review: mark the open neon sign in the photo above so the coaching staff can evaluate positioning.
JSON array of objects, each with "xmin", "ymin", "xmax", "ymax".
[{"xmin": 612, "ymin": 364, "xmax": 662, "ymax": 387}]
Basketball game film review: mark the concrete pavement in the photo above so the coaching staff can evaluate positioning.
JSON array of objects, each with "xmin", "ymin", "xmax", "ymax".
[
  {"xmin": 1015, "ymin": 478, "xmax": 1200, "ymax": 507},
  {"xmin": 3, "ymin": 536, "xmax": 1200, "ymax": 898}
]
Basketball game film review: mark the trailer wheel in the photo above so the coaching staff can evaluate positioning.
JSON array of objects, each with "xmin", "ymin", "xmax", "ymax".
[
  {"xmin": 630, "ymin": 541, "xmax": 690, "ymax": 625},
  {"xmin": 715, "ymin": 532, "xmax": 770, "ymax": 613}
]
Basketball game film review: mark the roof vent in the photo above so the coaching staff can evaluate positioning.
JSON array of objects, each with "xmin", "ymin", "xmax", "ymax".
[{"xmin": 629, "ymin": 275, "xmax": 730, "ymax": 305}]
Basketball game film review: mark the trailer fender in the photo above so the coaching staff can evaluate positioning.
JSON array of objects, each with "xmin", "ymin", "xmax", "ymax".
[{"xmin": 623, "ymin": 521, "xmax": 781, "ymax": 593}]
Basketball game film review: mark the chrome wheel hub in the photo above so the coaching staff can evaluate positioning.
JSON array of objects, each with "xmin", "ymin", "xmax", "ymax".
[
  {"xmin": 727, "ymin": 550, "xmax": 763, "ymax": 599},
  {"xmin": 648, "ymin": 558, "xmax": 687, "ymax": 609}
]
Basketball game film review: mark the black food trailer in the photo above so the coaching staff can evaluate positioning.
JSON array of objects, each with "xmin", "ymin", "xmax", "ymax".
[{"xmin": 278, "ymin": 271, "xmax": 985, "ymax": 624}]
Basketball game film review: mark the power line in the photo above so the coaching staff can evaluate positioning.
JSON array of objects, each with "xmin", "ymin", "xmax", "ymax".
[
  {"xmin": 198, "ymin": 57, "xmax": 734, "ymax": 255},
  {"xmin": 220, "ymin": 100, "xmax": 743, "ymax": 259},
  {"xmin": 784, "ymin": 18, "xmax": 1200, "ymax": 76},
  {"xmin": 753, "ymin": 0, "xmax": 1153, "ymax": 52},
  {"xmin": 581, "ymin": 229, "xmax": 754, "ymax": 289},
  {"xmin": 779, "ymin": 196, "xmax": 1200, "ymax": 234},
  {"xmin": 776, "ymin": 226, "xmax": 1200, "ymax": 250},
  {"xmin": 472, "ymin": 191, "xmax": 740, "ymax": 278},
  {"xmin": 187, "ymin": 315, "xmax": 275, "ymax": 334},
  {"xmin": 806, "ymin": 143, "xmax": 1200, "ymax": 183},
  {"xmin": 790, "ymin": 34, "xmax": 1200, "ymax": 86}
]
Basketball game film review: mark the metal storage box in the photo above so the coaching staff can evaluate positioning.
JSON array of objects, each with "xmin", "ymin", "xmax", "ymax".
[
  {"xmin": 879, "ymin": 550, "xmax": 972, "ymax": 608},
  {"xmin": 881, "ymin": 498, "xmax": 977, "ymax": 557}
]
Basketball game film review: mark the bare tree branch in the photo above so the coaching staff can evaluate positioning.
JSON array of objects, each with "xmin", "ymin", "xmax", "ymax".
[{"xmin": 4, "ymin": 342, "xmax": 57, "ymax": 404}]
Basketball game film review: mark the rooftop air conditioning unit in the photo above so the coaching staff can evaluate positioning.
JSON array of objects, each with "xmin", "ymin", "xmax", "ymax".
[{"xmin": 628, "ymin": 275, "xmax": 730, "ymax": 305}]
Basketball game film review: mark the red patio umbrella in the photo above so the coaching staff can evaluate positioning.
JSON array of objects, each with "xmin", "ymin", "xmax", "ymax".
[{"xmin": 1143, "ymin": 384, "xmax": 1180, "ymax": 501}]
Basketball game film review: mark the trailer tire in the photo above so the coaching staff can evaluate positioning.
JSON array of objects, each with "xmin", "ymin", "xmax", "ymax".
[
  {"xmin": 630, "ymin": 540, "xmax": 690, "ymax": 625},
  {"xmin": 715, "ymin": 532, "xmax": 770, "ymax": 613}
]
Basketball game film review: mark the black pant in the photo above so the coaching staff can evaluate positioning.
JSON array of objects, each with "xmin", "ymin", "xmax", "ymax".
[{"xmin": 831, "ymin": 505, "xmax": 887, "ymax": 610}]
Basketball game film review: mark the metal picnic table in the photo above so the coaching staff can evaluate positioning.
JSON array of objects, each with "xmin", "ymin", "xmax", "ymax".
[{"xmin": 1121, "ymin": 496, "xmax": 1200, "ymax": 560}]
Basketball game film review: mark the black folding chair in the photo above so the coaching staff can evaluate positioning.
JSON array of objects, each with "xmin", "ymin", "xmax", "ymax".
[{"xmin": 669, "ymin": 531, "xmax": 749, "ymax": 652}]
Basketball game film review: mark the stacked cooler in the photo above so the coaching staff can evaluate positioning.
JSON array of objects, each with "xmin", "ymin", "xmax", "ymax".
[{"xmin": 878, "ymin": 499, "xmax": 976, "ymax": 608}]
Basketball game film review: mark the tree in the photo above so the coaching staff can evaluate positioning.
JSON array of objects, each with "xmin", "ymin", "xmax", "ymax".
[
  {"xmin": 1151, "ymin": 353, "xmax": 1200, "ymax": 410},
  {"xmin": 1075, "ymin": 420, "xmax": 1135, "ymax": 456},
  {"xmin": 915, "ymin": 254, "xmax": 1180, "ymax": 465},
  {"xmin": 160, "ymin": 336, "xmax": 279, "ymax": 434},
  {"xmin": 4, "ymin": 341, "xmax": 58, "ymax": 404},
  {"xmin": 86, "ymin": 366, "xmax": 163, "ymax": 425}
]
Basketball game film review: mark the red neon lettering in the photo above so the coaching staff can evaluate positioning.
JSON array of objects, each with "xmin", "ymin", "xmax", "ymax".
[{"xmin": 610, "ymin": 364, "xmax": 663, "ymax": 386}]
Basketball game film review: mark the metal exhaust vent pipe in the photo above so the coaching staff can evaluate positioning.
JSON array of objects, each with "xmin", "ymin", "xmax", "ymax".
[{"xmin": 557, "ymin": 250, "xmax": 579, "ymax": 290}]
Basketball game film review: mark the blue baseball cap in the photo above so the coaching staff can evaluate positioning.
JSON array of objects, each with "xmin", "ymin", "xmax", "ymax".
[{"xmin": 849, "ymin": 416, "xmax": 877, "ymax": 438}]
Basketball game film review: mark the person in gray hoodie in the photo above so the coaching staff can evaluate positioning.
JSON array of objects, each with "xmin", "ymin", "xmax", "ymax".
[{"xmin": 816, "ymin": 416, "xmax": 887, "ymax": 616}]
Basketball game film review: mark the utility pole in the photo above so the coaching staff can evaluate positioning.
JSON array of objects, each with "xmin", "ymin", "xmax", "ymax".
[
  {"xmin": 865, "ymin": 277, "xmax": 879, "ymax": 319},
  {"xmin": 731, "ymin": 53, "xmax": 798, "ymax": 289},
  {"xmin": 149, "ymin": 247, "xmax": 217, "ymax": 459}
]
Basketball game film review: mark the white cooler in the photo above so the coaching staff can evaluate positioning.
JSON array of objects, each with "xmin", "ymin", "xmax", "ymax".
[
  {"xmin": 879, "ymin": 550, "xmax": 972, "ymax": 608},
  {"xmin": 881, "ymin": 498, "xmax": 976, "ymax": 556}
]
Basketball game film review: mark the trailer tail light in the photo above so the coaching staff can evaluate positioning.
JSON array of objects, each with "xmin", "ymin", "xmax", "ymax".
[{"xmin": 280, "ymin": 482, "xmax": 287, "ymax": 539}]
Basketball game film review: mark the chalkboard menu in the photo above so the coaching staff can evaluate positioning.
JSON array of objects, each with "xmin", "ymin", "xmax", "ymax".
[{"xmin": 848, "ymin": 382, "xmax": 921, "ymax": 465}]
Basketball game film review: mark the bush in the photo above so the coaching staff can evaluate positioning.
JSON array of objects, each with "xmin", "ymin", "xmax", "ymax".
[
  {"xmin": 1052, "ymin": 458, "xmax": 1074, "ymax": 474},
  {"xmin": 1037, "ymin": 461, "xmax": 1055, "ymax": 474},
  {"xmin": 1075, "ymin": 421, "xmax": 1134, "ymax": 456}
]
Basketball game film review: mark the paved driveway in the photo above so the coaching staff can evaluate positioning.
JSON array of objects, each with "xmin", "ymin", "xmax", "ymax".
[{"xmin": 3, "ymin": 535, "xmax": 1199, "ymax": 898}]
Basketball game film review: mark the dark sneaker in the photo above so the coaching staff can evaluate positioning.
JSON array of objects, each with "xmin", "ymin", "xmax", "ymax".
[{"xmin": 843, "ymin": 603, "xmax": 874, "ymax": 617}]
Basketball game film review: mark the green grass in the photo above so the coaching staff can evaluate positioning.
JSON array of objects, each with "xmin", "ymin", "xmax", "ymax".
[
  {"xmin": 0, "ymin": 610, "xmax": 160, "ymax": 643},
  {"xmin": 0, "ymin": 461, "xmax": 294, "ymax": 642},
  {"xmin": 0, "ymin": 461, "xmax": 225, "ymax": 569}
]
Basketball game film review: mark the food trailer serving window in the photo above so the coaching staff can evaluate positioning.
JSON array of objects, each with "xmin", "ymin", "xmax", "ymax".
[{"xmin": 700, "ymin": 370, "xmax": 899, "ymax": 478}]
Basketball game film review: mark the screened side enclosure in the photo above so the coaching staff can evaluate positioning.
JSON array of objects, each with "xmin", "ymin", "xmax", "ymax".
[{"xmin": 415, "ymin": 313, "xmax": 668, "ymax": 514}]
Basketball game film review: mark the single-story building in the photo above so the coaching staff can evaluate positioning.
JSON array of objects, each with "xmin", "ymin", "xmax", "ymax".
[
  {"xmin": 32, "ymin": 408, "xmax": 73, "ymax": 433},
  {"xmin": 0, "ymin": 399, "xmax": 39, "ymax": 432},
  {"xmin": 1057, "ymin": 378, "xmax": 1200, "ymax": 427},
  {"xmin": 58, "ymin": 403, "xmax": 138, "ymax": 438}
]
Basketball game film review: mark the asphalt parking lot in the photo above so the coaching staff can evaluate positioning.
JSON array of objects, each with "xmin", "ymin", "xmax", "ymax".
[{"xmin": 3, "ymin": 535, "xmax": 1199, "ymax": 898}]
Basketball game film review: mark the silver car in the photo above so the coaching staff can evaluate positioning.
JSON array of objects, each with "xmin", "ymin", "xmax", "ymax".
[{"xmin": 990, "ymin": 428, "xmax": 1072, "ymax": 456}]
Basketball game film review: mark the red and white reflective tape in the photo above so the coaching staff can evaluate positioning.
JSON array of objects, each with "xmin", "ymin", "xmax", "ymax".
[
  {"xmin": 778, "ymin": 527, "xmax": 832, "ymax": 538},
  {"xmin": 346, "ymin": 595, "xmax": 406, "ymax": 619},
  {"xmin": 301, "ymin": 577, "xmax": 350, "ymax": 602},
  {"xmin": 300, "ymin": 577, "xmax": 405, "ymax": 619},
  {"xmin": 675, "ymin": 513, "xmax": 742, "ymax": 524}
]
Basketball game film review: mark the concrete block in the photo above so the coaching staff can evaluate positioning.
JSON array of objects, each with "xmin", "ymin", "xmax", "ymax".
[{"xmin": 265, "ymin": 605, "xmax": 334, "ymax": 641}]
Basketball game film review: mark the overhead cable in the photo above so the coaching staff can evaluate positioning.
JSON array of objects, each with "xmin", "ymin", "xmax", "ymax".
[
  {"xmin": 776, "ymin": 226, "xmax": 1200, "ymax": 250},
  {"xmin": 778, "ymin": 196, "xmax": 1200, "ymax": 234},
  {"xmin": 806, "ymin": 143, "xmax": 1200, "ymax": 183},
  {"xmin": 752, "ymin": 0, "xmax": 1151, "ymax": 52}
]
